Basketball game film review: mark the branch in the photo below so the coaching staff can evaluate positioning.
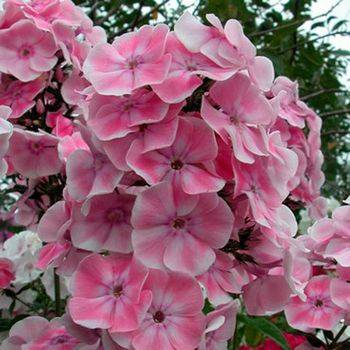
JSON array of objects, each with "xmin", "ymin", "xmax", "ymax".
[
  {"xmin": 322, "ymin": 130, "xmax": 350, "ymax": 136},
  {"xmin": 301, "ymin": 88, "xmax": 348, "ymax": 100},
  {"xmin": 87, "ymin": 0, "xmax": 99, "ymax": 17},
  {"xmin": 320, "ymin": 109, "xmax": 350, "ymax": 118},
  {"xmin": 277, "ymin": 31, "xmax": 350, "ymax": 55},
  {"xmin": 112, "ymin": 0, "xmax": 171, "ymax": 38},
  {"xmin": 130, "ymin": 0, "xmax": 145, "ymax": 31},
  {"xmin": 249, "ymin": 0, "xmax": 344, "ymax": 37},
  {"xmin": 95, "ymin": 1, "xmax": 122, "ymax": 26},
  {"xmin": 329, "ymin": 325, "xmax": 348, "ymax": 349},
  {"xmin": 54, "ymin": 269, "xmax": 61, "ymax": 316},
  {"xmin": 249, "ymin": 19, "xmax": 304, "ymax": 37}
]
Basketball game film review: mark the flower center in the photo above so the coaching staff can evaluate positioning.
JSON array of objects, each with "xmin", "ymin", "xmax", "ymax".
[
  {"xmin": 171, "ymin": 159, "xmax": 183, "ymax": 170},
  {"xmin": 106, "ymin": 209, "xmax": 124, "ymax": 224},
  {"xmin": 28, "ymin": 141, "xmax": 44, "ymax": 155},
  {"xmin": 113, "ymin": 285, "xmax": 123, "ymax": 298},
  {"xmin": 315, "ymin": 299, "xmax": 323, "ymax": 307},
  {"xmin": 139, "ymin": 124, "xmax": 148, "ymax": 132},
  {"xmin": 153, "ymin": 310, "xmax": 165, "ymax": 323},
  {"xmin": 122, "ymin": 100, "xmax": 134, "ymax": 111},
  {"xmin": 50, "ymin": 335, "xmax": 70, "ymax": 345},
  {"xmin": 230, "ymin": 115, "xmax": 239, "ymax": 125},
  {"xmin": 171, "ymin": 217, "xmax": 185, "ymax": 229},
  {"xmin": 127, "ymin": 57, "xmax": 141, "ymax": 70},
  {"xmin": 186, "ymin": 60, "xmax": 197, "ymax": 71},
  {"xmin": 19, "ymin": 45, "xmax": 33, "ymax": 59}
]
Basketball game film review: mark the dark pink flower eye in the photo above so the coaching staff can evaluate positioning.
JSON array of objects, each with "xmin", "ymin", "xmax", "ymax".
[
  {"xmin": 171, "ymin": 159, "xmax": 183, "ymax": 170},
  {"xmin": 153, "ymin": 310, "xmax": 165, "ymax": 323}
]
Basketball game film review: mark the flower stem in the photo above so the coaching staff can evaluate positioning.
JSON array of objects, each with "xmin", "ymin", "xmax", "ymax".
[{"xmin": 54, "ymin": 269, "xmax": 61, "ymax": 316}]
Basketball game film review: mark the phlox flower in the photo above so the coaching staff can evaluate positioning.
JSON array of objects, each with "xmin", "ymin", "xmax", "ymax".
[
  {"xmin": 271, "ymin": 76, "xmax": 309, "ymax": 128},
  {"xmin": 152, "ymin": 33, "xmax": 234, "ymax": 103},
  {"xmin": 285, "ymin": 275, "xmax": 344, "ymax": 331},
  {"xmin": 197, "ymin": 250, "xmax": 248, "ymax": 306},
  {"xmin": 70, "ymin": 192, "xmax": 135, "ymax": 253},
  {"xmin": 116, "ymin": 268, "xmax": 205, "ymax": 350},
  {"xmin": 46, "ymin": 111, "xmax": 74, "ymax": 137},
  {"xmin": 66, "ymin": 146, "xmax": 123, "ymax": 205},
  {"xmin": 8, "ymin": 128, "xmax": 62, "ymax": 178},
  {"xmin": 0, "ymin": 77, "xmax": 45, "ymax": 118},
  {"xmin": 1, "ymin": 316, "xmax": 81, "ymax": 350},
  {"xmin": 69, "ymin": 253, "xmax": 151, "ymax": 333},
  {"xmin": 174, "ymin": 12, "xmax": 274, "ymax": 90},
  {"xmin": 243, "ymin": 275, "xmax": 291, "ymax": 316},
  {"xmin": 0, "ymin": 257, "xmax": 15, "ymax": 288},
  {"xmin": 201, "ymin": 73, "xmax": 274, "ymax": 164},
  {"xmin": 198, "ymin": 301, "xmax": 239, "ymax": 350},
  {"xmin": 103, "ymin": 102, "xmax": 182, "ymax": 172},
  {"xmin": 87, "ymin": 89, "xmax": 169, "ymax": 141},
  {"xmin": 330, "ymin": 266, "xmax": 350, "ymax": 313},
  {"xmin": 309, "ymin": 204, "xmax": 350, "ymax": 267},
  {"xmin": 0, "ymin": 105, "xmax": 13, "ymax": 177},
  {"xmin": 131, "ymin": 181, "xmax": 233, "ymax": 276},
  {"xmin": 127, "ymin": 116, "xmax": 225, "ymax": 194},
  {"xmin": 83, "ymin": 24, "xmax": 171, "ymax": 96},
  {"xmin": 0, "ymin": 19, "xmax": 58, "ymax": 81}
]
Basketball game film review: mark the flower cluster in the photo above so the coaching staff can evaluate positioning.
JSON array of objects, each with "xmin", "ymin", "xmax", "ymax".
[{"xmin": 0, "ymin": 1, "xmax": 347, "ymax": 349}]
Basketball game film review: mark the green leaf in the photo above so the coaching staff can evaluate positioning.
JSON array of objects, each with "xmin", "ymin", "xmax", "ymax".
[
  {"xmin": 245, "ymin": 324, "xmax": 263, "ymax": 346},
  {"xmin": 238, "ymin": 315, "xmax": 290, "ymax": 350},
  {"xmin": 331, "ymin": 49, "xmax": 350, "ymax": 56},
  {"xmin": 311, "ymin": 20, "xmax": 324, "ymax": 29},
  {"xmin": 332, "ymin": 19, "xmax": 348, "ymax": 31}
]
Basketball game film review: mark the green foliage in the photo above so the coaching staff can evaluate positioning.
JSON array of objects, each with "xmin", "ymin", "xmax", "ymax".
[{"xmin": 238, "ymin": 314, "xmax": 291, "ymax": 350}]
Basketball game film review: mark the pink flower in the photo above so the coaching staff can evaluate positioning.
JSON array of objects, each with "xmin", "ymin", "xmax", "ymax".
[
  {"xmin": 198, "ymin": 301, "xmax": 239, "ymax": 350},
  {"xmin": 52, "ymin": 21, "xmax": 89, "ymax": 70},
  {"xmin": 103, "ymin": 103, "xmax": 182, "ymax": 171},
  {"xmin": 131, "ymin": 181, "xmax": 233, "ymax": 276},
  {"xmin": 83, "ymin": 24, "xmax": 171, "ymax": 96},
  {"xmin": 127, "ymin": 116, "xmax": 225, "ymax": 194},
  {"xmin": 0, "ymin": 19, "xmax": 58, "ymax": 81},
  {"xmin": 0, "ymin": 1, "xmax": 26, "ymax": 30},
  {"xmin": 243, "ymin": 275, "xmax": 291, "ymax": 316},
  {"xmin": 309, "ymin": 205, "xmax": 350, "ymax": 267},
  {"xmin": 57, "ymin": 131, "xmax": 89, "ymax": 162},
  {"xmin": 152, "ymin": 33, "xmax": 234, "ymax": 103},
  {"xmin": 126, "ymin": 268, "xmax": 205, "ymax": 350},
  {"xmin": 1, "ymin": 316, "xmax": 81, "ymax": 350},
  {"xmin": 0, "ymin": 105, "xmax": 13, "ymax": 176},
  {"xmin": 174, "ymin": 12, "xmax": 274, "ymax": 90},
  {"xmin": 66, "ymin": 147, "xmax": 123, "ymax": 205},
  {"xmin": 0, "ymin": 77, "xmax": 45, "ymax": 118},
  {"xmin": 61, "ymin": 70, "xmax": 90, "ymax": 107},
  {"xmin": 87, "ymin": 89, "xmax": 169, "ymax": 141},
  {"xmin": 11, "ymin": 0, "xmax": 86, "ymax": 31},
  {"xmin": 70, "ymin": 192, "xmax": 135, "ymax": 253},
  {"xmin": 232, "ymin": 158, "xmax": 287, "ymax": 227},
  {"xmin": 7, "ymin": 128, "xmax": 62, "ymax": 178},
  {"xmin": 201, "ymin": 73, "xmax": 274, "ymax": 163},
  {"xmin": 69, "ymin": 254, "xmax": 151, "ymax": 333},
  {"xmin": 271, "ymin": 76, "xmax": 309, "ymax": 128},
  {"xmin": 46, "ymin": 111, "xmax": 74, "ymax": 137},
  {"xmin": 174, "ymin": 12, "xmax": 254, "ymax": 69},
  {"xmin": 330, "ymin": 266, "xmax": 350, "ymax": 312},
  {"xmin": 197, "ymin": 250, "xmax": 247, "ymax": 306},
  {"xmin": 0, "ymin": 257, "xmax": 15, "ymax": 288},
  {"xmin": 285, "ymin": 276, "xmax": 344, "ymax": 331}
]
